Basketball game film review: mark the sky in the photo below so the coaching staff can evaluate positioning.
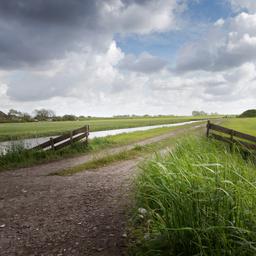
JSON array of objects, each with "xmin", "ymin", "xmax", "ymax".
[{"xmin": 0, "ymin": 0, "xmax": 256, "ymax": 116}]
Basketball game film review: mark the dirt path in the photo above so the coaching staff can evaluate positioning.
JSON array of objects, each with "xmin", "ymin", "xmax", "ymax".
[{"xmin": 0, "ymin": 123, "xmax": 205, "ymax": 256}]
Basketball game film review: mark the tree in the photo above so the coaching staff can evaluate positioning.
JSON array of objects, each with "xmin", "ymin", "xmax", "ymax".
[
  {"xmin": 192, "ymin": 110, "xmax": 208, "ymax": 116},
  {"xmin": 239, "ymin": 109, "xmax": 256, "ymax": 118},
  {"xmin": 0, "ymin": 110, "xmax": 7, "ymax": 121},
  {"xmin": 21, "ymin": 113, "xmax": 32, "ymax": 122},
  {"xmin": 8, "ymin": 109, "xmax": 23, "ymax": 119},
  {"xmin": 34, "ymin": 109, "xmax": 55, "ymax": 121},
  {"xmin": 62, "ymin": 114, "xmax": 77, "ymax": 121}
]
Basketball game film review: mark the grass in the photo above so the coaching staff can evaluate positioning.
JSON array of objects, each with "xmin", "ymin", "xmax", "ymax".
[
  {"xmin": 55, "ymin": 145, "xmax": 145, "ymax": 176},
  {"xmin": 222, "ymin": 117, "xmax": 256, "ymax": 136},
  {"xmin": 131, "ymin": 136, "xmax": 256, "ymax": 255},
  {"xmin": 0, "ymin": 122, "xmax": 204, "ymax": 171},
  {"xmin": 0, "ymin": 115, "xmax": 217, "ymax": 141},
  {"xmin": 55, "ymin": 123, "xmax": 204, "ymax": 176}
]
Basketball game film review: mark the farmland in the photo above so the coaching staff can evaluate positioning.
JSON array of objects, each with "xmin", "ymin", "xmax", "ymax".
[
  {"xmin": 0, "ymin": 121, "xmax": 204, "ymax": 171},
  {"xmin": 222, "ymin": 117, "xmax": 256, "ymax": 136},
  {"xmin": 1, "ymin": 117, "xmax": 255, "ymax": 256},
  {"xmin": 0, "ymin": 115, "xmax": 218, "ymax": 141}
]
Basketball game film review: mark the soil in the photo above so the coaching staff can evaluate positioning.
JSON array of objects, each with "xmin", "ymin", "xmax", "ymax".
[{"xmin": 0, "ymin": 123, "xmax": 205, "ymax": 256}]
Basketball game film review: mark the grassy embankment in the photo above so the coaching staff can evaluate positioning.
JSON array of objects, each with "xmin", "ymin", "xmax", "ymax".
[
  {"xmin": 0, "ymin": 122, "xmax": 205, "ymax": 171},
  {"xmin": 222, "ymin": 117, "xmax": 256, "ymax": 136},
  {"xmin": 0, "ymin": 115, "xmax": 219, "ymax": 141},
  {"xmin": 131, "ymin": 136, "xmax": 256, "ymax": 255},
  {"xmin": 54, "ymin": 123, "xmax": 204, "ymax": 176}
]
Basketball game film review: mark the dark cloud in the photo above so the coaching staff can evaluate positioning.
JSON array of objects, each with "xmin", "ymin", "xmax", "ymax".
[
  {"xmin": 0, "ymin": 0, "xmax": 111, "ymax": 70},
  {"xmin": 0, "ymin": 1, "xmax": 95, "ymax": 26},
  {"xmin": 0, "ymin": 0, "xmax": 178, "ymax": 70}
]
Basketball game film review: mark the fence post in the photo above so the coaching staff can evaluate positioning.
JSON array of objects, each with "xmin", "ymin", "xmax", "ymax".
[
  {"xmin": 50, "ymin": 137, "xmax": 54, "ymax": 150},
  {"xmin": 85, "ymin": 125, "xmax": 89, "ymax": 145},
  {"xmin": 70, "ymin": 131, "xmax": 73, "ymax": 144},
  {"xmin": 230, "ymin": 130, "xmax": 234, "ymax": 152},
  {"xmin": 206, "ymin": 120, "xmax": 210, "ymax": 137}
]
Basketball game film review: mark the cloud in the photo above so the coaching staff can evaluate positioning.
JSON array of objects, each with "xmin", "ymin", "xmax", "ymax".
[
  {"xmin": 6, "ymin": 41, "xmax": 125, "ymax": 101},
  {"xmin": 0, "ymin": 0, "xmax": 181, "ymax": 70},
  {"xmin": 2, "ymin": 0, "xmax": 256, "ymax": 116},
  {"xmin": 118, "ymin": 52, "xmax": 167, "ymax": 73},
  {"xmin": 229, "ymin": 0, "xmax": 256, "ymax": 13},
  {"xmin": 101, "ymin": 0, "xmax": 180, "ymax": 34},
  {"xmin": 176, "ymin": 12, "xmax": 256, "ymax": 72}
]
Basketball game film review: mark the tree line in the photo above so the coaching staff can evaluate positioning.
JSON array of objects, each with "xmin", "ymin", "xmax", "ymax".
[
  {"xmin": 0, "ymin": 109, "xmax": 83, "ymax": 122},
  {"xmin": 0, "ymin": 108, "xmax": 221, "ymax": 123}
]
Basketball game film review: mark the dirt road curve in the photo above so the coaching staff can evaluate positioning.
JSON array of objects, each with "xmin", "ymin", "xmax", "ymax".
[
  {"xmin": 0, "ymin": 160, "xmax": 138, "ymax": 256},
  {"xmin": 0, "ymin": 123, "xmax": 205, "ymax": 256}
]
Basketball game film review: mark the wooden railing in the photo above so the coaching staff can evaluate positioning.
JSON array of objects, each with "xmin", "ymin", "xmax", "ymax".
[
  {"xmin": 206, "ymin": 121, "xmax": 256, "ymax": 151},
  {"xmin": 32, "ymin": 125, "xmax": 89, "ymax": 151}
]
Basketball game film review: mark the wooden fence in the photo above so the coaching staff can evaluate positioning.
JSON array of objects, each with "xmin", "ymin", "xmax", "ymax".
[
  {"xmin": 32, "ymin": 125, "xmax": 89, "ymax": 151},
  {"xmin": 206, "ymin": 121, "xmax": 256, "ymax": 151}
]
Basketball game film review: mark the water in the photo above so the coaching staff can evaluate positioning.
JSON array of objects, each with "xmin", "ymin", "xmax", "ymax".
[{"xmin": 0, "ymin": 120, "xmax": 201, "ymax": 154}]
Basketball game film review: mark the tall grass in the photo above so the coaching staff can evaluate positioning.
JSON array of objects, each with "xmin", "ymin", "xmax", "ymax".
[
  {"xmin": 0, "ymin": 138, "xmax": 112, "ymax": 171},
  {"xmin": 132, "ymin": 136, "xmax": 256, "ymax": 255}
]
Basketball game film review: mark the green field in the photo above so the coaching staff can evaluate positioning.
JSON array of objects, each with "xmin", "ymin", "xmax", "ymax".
[
  {"xmin": 0, "ymin": 115, "xmax": 217, "ymax": 141},
  {"xmin": 0, "ymin": 121, "xmax": 204, "ymax": 171},
  {"xmin": 222, "ymin": 117, "xmax": 256, "ymax": 136}
]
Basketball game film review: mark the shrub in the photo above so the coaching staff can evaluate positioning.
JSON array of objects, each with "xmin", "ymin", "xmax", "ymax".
[{"xmin": 239, "ymin": 109, "xmax": 256, "ymax": 118}]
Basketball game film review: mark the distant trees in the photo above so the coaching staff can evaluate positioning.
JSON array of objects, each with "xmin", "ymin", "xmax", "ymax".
[
  {"xmin": 0, "ymin": 111, "xmax": 8, "ymax": 121},
  {"xmin": 34, "ymin": 109, "xmax": 55, "ymax": 121},
  {"xmin": 192, "ymin": 111, "xmax": 207, "ymax": 116},
  {"xmin": 62, "ymin": 114, "xmax": 77, "ymax": 121},
  {"xmin": 192, "ymin": 111, "xmax": 219, "ymax": 116},
  {"xmin": 0, "ymin": 108, "xmax": 87, "ymax": 123},
  {"xmin": 7, "ymin": 109, "xmax": 32, "ymax": 122},
  {"xmin": 239, "ymin": 109, "xmax": 256, "ymax": 118}
]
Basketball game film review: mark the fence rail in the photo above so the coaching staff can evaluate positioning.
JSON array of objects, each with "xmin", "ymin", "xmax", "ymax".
[
  {"xmin": 32, "ymin": 125, "xmax": 89, "ymax": 151},
  {"xmin": 206, "ymin": 121, "xmax": 256, "ymax": 151}
]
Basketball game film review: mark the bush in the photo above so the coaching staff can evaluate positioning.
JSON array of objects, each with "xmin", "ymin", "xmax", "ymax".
[{"xmin": 239, "ymin": 109, "xmax": 256, "ymax": 118}]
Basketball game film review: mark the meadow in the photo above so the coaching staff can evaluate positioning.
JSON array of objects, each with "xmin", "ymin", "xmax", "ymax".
[
  {"xmin": 0, "ymin": 122, "xmax": 204, "ymax": 171},
  {"xmin": 222, "ymin": 117, "xmax": 256, "ymax": 136},
  {"xmin": 131, "ymin": 136, "xmax": 256, "ymax": 255},
  {"xmin": 0, "ymin": 115, "xmax": 217, "ymax": 141}
]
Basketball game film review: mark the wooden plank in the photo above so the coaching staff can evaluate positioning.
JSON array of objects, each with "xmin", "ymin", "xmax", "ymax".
[
  {"xmin": 51, "ymin": 133, "xmax": 70, "ymax": 144},
  {"xmin": 234, "ymin": 138, "xmax": 256, "ymax": 151},
  {"xmin": 209, "ymin": 123, "xmax": 234, "ymax": 135},
  {"xmin": 32, "ymin": 140, "xmax": 52, "ymax": 150},
  {"xmin": 31, "ymin": 126, "xmax": 88, "ymax": 150},
  {"xmin": 54, "ymin": 132, "xmax": 87, "ymax": 151},
  {"xmin": 211, "ymin": 133, "xmax": 256, "ymax": 151},
  {"xmin": 209, "ymin": 123, "xmax": 256, "ymax": 143},
  {"xmin": 211, "ymin": 133, "xmax": 232, "ymax": 144}
]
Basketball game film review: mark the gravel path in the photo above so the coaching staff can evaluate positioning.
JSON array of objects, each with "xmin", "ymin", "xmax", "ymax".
[
  {"xmin": 0, "ymin": 160, "xmax": 138, "ymax": 256},
  {"xmin": 0, "ymin": 123, "xmax": 205, "ymax": 255}
]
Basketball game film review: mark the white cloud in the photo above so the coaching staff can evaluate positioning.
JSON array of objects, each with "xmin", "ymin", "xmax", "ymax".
[
  {"xmin": 6, "ymin": 41, "xmax": 125, "ymax": 101},
  {"xmin": 101, "ymin": 0, "xmax": 180, "ymax": 34},
  {"xmin": 176, "ymin": 12, "xmax": 256, "ymax": 72},
  {"xmin": 229, "ymin": 0, "xmax": 256, "ymax": 13},
  {"xmin": 214, "ymin": 18, "xmax": 225, "ymax": 27},
  {"xmin": 119, "ymin": 52, "xmax": 167, "ymax": 73}
]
